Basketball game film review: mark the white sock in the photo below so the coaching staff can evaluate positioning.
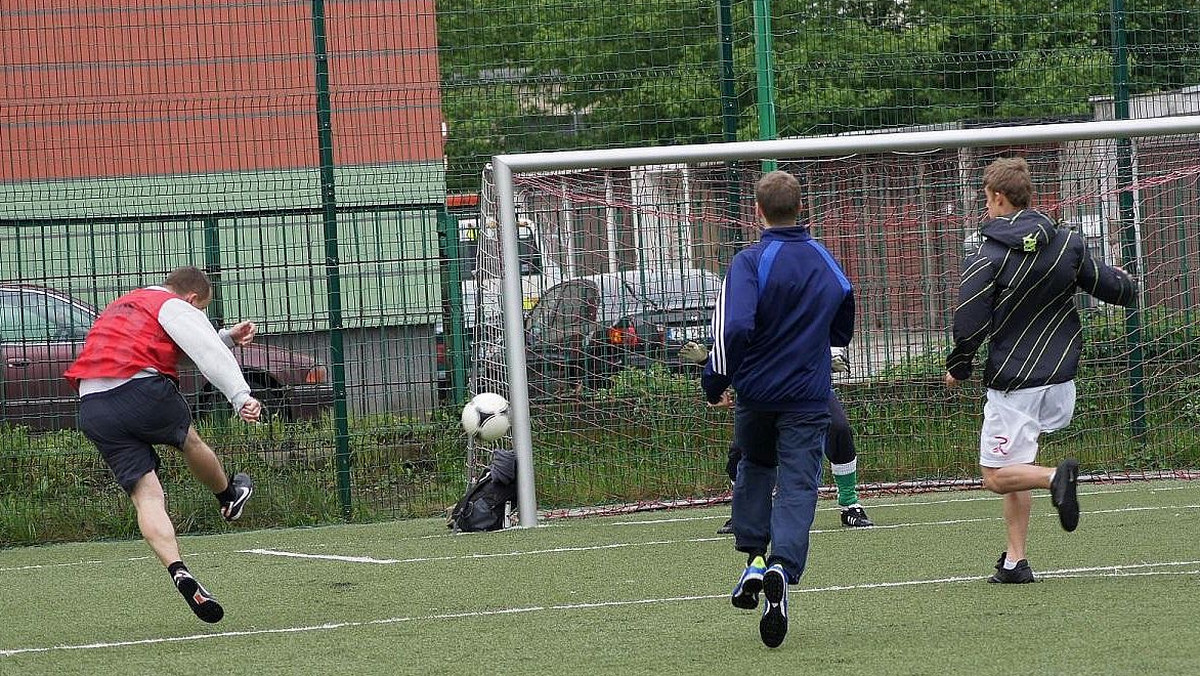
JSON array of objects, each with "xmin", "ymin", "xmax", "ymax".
[
  {"xmin": 1003, "ymin": 558, "xmax": 1019, "ymax": 569},
  {"xmin": 830, "ymin": 459, "xmax": 857, "ymax": 476}
]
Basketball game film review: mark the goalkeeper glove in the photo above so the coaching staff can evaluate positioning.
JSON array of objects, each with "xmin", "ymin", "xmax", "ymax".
[
  {"xmin": 831, "ymin": 348, "xmax": 850, "ymax": 374},
  {"xmin": 679, "ymin": 341, "xmax": 710, "ymax": 364}
]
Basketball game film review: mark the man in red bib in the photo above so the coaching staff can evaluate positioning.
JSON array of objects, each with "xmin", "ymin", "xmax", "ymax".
[{"xmin": 65, "ymin": 266, "xmax": 262, "ymax": 623}]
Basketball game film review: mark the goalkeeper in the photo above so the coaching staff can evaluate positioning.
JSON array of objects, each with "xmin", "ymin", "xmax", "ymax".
[{"xmin": 681, "ymin": 342, "xmax": 874, "ymax": 531}]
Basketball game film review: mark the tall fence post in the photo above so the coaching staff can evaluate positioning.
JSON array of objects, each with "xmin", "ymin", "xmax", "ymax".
[
  {"xmin": 1110, "ymin": 0, "xmax": 1147, "ymax": 447},
  {"xmin": 311, "ymin": 0, "xmax": 353, "ymax": 517},
  {"xmin": 201, "ymin": 216, "xmax": 225, "ymax": 328},
  {"xmin": 752, "ymin": 0, "xmax": 777, "ymax": 173},
  {"xmin": 717, "ymin": 0, "xmax": 741, "ymax": 265},
  {"xmin": 438, "ymin": 209, "xmax": 469, "ymax": 403}
]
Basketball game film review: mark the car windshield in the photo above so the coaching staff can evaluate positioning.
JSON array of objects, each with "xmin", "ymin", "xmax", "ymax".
[
  {"xmin": 638, "ymin": 274, "xmax": 720, "ymax": 310},
  {"xmin": 456, "ymin": 239, "xmax": 479, "ymax": 278},
  {"xmin": 0, "ymin": 289, "xmax": 95, "ymax": 342},
  {"xmin": 589, "ymin": 270, "xmax": 720, "ymax": 319},
  {"xmin": 459, "ymin": 234, "xmax": 543, "ymax": 279}
]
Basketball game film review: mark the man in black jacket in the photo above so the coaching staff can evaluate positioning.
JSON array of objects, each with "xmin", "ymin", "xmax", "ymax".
[{"xmin": 945, "ymin": 157, "xmax": 1136, "ymax": 583}]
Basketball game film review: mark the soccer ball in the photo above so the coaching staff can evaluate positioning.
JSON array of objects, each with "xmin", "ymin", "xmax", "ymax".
[{"xmin": 461, "ymin": 392, "xmax": 511, "ymax": 442}]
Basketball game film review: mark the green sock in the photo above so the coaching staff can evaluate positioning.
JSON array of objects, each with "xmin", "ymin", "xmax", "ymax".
[{"xmin": 832, "ymin": 468, "xmax": 859, "ymax": 507}]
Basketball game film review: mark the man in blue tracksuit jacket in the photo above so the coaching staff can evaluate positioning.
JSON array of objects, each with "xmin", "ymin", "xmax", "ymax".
[{"xmin": 701, "ymin": 170, "xmax": 854, "ymax": 648}]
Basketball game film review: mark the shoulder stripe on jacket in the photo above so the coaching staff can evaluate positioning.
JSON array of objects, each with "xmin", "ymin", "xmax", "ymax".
[
  {"xmin": 805, "ymin": 240, "xmax": 852, "ymax": 294},
  {"xmin": 757, "ymin": 240, "xmax": 783, "ymax": 291}
]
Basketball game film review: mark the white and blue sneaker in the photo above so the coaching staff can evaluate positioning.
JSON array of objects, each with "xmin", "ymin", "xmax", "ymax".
[
  {"xmin": 731, "ymin": 555, "xmax": 767, "ymax": 609},
  {"xmin": 759, "ymin": 563, "xmax": 788, "ymax": 648}
]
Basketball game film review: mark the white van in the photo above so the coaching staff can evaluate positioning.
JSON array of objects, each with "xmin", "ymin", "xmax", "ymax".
[{"xmin": 457, "ymin": 216, "xmax": 564, "ymax": 329}]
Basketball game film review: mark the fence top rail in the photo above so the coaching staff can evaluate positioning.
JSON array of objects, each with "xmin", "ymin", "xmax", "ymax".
[
  {"xmin": 493, "ymin": 115, "xmax": 1200, "ymax": 173},
  {"xmin": 0, "ymin": 201, "xmax": 446, "ymax": 228}
]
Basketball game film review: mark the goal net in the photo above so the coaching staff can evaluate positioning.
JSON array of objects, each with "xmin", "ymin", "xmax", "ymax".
[{"xmin": 470, "ymin": 118, "xmax": 1200, "ymax": 519}]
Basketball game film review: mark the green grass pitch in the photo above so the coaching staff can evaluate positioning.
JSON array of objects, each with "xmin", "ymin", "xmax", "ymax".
[{"xmin": 2, "ymin": 480, "xmax": 1198, "ymax": 675}]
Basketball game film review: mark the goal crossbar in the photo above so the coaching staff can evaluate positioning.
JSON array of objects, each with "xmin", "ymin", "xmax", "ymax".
[{"xmin": 496, "ymin": 115, "xmax": 1200, "ymax": 173}]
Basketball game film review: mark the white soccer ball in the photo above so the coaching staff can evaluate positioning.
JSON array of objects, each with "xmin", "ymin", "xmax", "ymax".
[{"xmin": 461, "ymin": 392, "xmax": 511, "ymax": 442}]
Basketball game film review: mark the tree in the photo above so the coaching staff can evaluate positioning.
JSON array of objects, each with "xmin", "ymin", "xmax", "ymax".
[{"xmin": 435, "ymin": 0, "xmax": 1200, "ymax": 192}]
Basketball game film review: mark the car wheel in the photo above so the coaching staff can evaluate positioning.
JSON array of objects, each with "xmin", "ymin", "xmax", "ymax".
[
  {"xmin": 194, "ymin": 375, "xmax": 288, "ymax": 422},
  {"xmin": 247, "ymin": 374, "xmax": 289, "ymax": 422},
  {"xmin": 195, "ymin": 386, "xmax": 227, "ymax": 420}
]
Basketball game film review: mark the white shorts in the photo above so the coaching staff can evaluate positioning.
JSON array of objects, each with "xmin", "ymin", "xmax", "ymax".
[{"xmin": 978, "ymin": 381, "xmax": 1076, "ymax": 468}]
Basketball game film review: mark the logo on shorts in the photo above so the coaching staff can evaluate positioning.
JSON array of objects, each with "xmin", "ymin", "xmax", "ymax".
[{"xmin": 990, "ymin": 435, "xmax": 1009, "ymax": 455}]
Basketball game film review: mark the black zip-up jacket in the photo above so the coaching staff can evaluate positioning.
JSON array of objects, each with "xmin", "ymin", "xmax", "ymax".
[{"xmin": 946, "ymin": 209, "xmax": 1137, "ymax": 391}]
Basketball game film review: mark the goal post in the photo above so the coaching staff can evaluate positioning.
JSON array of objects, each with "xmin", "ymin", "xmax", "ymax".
[{"xmin": 490, "ymin": 115, "xmax": 1200, "ymax": 527}]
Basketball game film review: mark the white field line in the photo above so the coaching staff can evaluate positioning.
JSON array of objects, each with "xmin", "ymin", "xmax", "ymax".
[
  {"xmin": 4, "ymin": 559, "xmax": 1198, "ymax": 659},
  {"xmin": 1043, "ymin": 569, "xmax": 1200, "ymax": 579},
  {"xmin": 0, "ymin": 545, "xmax": 317, "ymax": 574},
  {"xmin": 6, "ymin": 499, "xmax": 1197, "ymax": 574},
  {"xmin": 240, "ymin": 539, "xmax": 727, "ymax": 565},
  {"xmin": 544, "ymin": 473, "xmax": 1200, "ymax": 519},
  {"xmin": 247, "ymin": 518, "xmax": 1007, "ymax": 565},
  {"xmin": 238, "ymin": 503, "xmax": 1200, "ymax": 566},
  {"xmin": 0, "ymin": 556, "xmax": 156, "ymax": 573},
  {"xmin": 169, "ymin": 481, "xmax": 1192, "ymax": 541},
  {"xmin": 239, "ymin": 550, "xmax": 403, "ymax": 565},
  {"xmin": 0, "ymin": 486, "xmax": 1168, "ymax": 572},
  {"xmin": 243, "ymin": 519, "xmax": 998, "ymax": 565},
  {"xmin": 610, "ymin": 485, "xmax": 1186, "ymax": 526}
]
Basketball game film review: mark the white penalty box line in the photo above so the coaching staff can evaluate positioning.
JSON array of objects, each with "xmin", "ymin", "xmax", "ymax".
[
  {"xmin": 3, "ymin": 487, "xmax": 1195, "ymax": 574},
  {"xmin": 4, "ymin": 558, "xmax": 1198, "ymax": 659},
  {"xmin": 612, "ymin": 484, "xmax": 1194, "ymax": 526},
  {"xmin": 237, "ymin": 501, "xmax": 1200, "ymax": 567}
]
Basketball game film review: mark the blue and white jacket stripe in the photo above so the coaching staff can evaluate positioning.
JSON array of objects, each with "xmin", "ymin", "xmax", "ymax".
[{"xmin": 703, "ymin": 225, "xmax": 854, "ymax": 412}]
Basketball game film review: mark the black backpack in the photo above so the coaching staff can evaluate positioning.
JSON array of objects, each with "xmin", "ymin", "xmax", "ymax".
[{"xmin": 449, "ymin": 449, "xmax": 518, "ymax": 532}]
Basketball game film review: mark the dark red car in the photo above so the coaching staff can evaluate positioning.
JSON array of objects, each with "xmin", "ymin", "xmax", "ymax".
[{"xmin": 0, "ymin": 284, "xmax": 333, "ymax": 430}]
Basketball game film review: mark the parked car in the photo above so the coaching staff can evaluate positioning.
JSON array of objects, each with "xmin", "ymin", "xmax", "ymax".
[
  {"xmin": 470, "ymin": 269, "xmax": 722, "ymax": 398},
  {"xmin": 0, "ymin": 284, "xmax": 334, "ymax": 430}
]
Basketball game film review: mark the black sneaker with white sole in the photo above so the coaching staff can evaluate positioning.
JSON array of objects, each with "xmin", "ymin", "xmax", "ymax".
[
  {"xmin": 1050, "ymin": 458, "xmax": 1080, "ymax": 532},
  {"xmin": 173, "ymin": 569, "xmax": 224, "ymax": 623},
  {"xmin": 759, "ymin": 563, "xmax": 789, "ymax": 648},
  {"xmin": 220, "ymin": 472, "xmax": 254, "ymax": 522},
  {"xmin": 716, "ymin": 518, "xmax": 734, "ymax": 535}
]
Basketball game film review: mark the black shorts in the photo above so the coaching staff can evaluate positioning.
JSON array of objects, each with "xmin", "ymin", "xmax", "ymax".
[
  {"xmin": 725, "ymin": 392, "xmax": 854, "ymax": 480},
  {"xmin": 78, "ymin": 376, "xmax": 192, "ymax": 494}
]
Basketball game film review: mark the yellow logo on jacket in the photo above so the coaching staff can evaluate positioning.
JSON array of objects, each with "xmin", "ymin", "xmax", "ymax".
[{"xmin": 1022, "ymin": 233, "xmax": 1038, "ymax": 252}]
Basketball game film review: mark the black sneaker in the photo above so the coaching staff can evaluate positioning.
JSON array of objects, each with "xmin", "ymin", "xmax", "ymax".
[
  {"xmin": 1050, "ymin": 458, "xmax": 1080, "ymax": 532},
  {"xmin": 987, "ymin": 552, "xmax": 1035, "ymax": 584},
  {"xmin": 220, "ymin": 472, "xmax": 254, "ymax": 522},
  {"xmin": 173, "ymin": 569, "xmax": 224, "ymax": 623},
  {"xmin": 840, "ymin": 505, "xmax": 874, "ymax": 528},
  {"xmin": 759, "ymin": 563, "xmax": 789, "ymax": 648},
  {"xmin": 716, "ymin": 518, "xmax": 734, "ymax": 535}
]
